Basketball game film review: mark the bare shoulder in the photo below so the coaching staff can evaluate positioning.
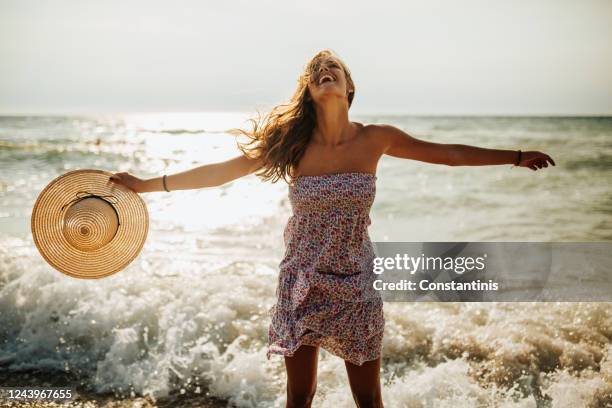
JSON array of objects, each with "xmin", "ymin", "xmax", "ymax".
[
  {"xmin": 359, "ymin": 123, "xmax": 396, "ymax": 134},
  {"xmin": 354, "ymin": 122, "xmax": 398, "ymax": 153}
]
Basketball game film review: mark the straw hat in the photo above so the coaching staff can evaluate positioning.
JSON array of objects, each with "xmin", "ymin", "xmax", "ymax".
[{"xmin": 31, "ymin": 169, "xmax": 149, "ymax": 279}]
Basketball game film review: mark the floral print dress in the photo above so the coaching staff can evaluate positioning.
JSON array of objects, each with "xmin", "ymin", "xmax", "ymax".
[{"xmin": 267, "ymin": 172, "xmax": 385, "ymax": 366}]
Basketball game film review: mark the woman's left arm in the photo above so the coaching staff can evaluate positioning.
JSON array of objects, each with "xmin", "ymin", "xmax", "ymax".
[{"xmin": 377, "ymin": 124, "xmax": 555, "ymax": 171}]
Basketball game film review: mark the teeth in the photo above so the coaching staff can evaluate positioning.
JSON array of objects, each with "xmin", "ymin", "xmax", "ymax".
[{"xmin": 319, "ymin": 74, "xmax": 334, "ymax": 84}]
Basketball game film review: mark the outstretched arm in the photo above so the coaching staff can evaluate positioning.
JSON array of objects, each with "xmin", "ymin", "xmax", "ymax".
[
  {"xmin": 377, "ymin": 124, "xmax": 555, "ymax": 171},
  {"xmin": 109, "ymin": 154, "xmax": 264, "ymax": 193}
]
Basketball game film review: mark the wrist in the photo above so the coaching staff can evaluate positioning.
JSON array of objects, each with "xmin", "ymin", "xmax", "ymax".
[
  {"xmin": 142, "ymin": 177, "xmax": 163, "ymax": 193},
  {"xmin": 514, "ymin": 150, "xmax": 522, "ymax": 166},
  {"xmin": 162, "ymin": 174, "xmax": 171, "ymax": 192}
]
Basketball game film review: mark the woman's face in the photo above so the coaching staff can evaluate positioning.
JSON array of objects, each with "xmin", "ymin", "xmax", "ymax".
[{"xmin": 306, "ymin": 56, "xmax": 353, "ymax": 107}]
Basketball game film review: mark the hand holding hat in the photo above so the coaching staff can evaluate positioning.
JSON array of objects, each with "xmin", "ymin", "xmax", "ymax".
[
  {"xmin": 31, "ymin": 169, "xmax": 149, "ymax": 279},
  {"xmin": 108, "ymin": 172, "xmax": 148, "ymax": 193}
]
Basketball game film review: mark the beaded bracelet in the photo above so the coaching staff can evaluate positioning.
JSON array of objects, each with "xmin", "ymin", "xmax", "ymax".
[{"xmin": 162, "ymin": 175, "xmax": 170, "ymax": 192}]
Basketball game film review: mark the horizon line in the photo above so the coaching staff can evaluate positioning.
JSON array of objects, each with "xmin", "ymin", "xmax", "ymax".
[{"xmin": 0, "ymin": 110, "xmax": 611, "ymax": 118}]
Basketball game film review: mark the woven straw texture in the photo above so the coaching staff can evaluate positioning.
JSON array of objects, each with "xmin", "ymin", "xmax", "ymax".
[{"xmin": 31, "ymin": 169, "xmax": 149, "ymax": 279}]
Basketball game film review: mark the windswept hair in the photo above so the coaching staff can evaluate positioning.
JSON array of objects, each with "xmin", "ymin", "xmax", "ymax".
[{"xmin": 233, "ymin": 49, "xmax": 355, "ymax": 184}]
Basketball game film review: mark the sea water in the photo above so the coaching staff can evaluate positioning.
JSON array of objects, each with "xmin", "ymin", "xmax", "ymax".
[{"xmin": 1, "ymin": 114, "xmax": 610, "ymax": 407}]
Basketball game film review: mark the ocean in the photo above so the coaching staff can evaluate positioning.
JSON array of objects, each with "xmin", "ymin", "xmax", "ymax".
[{"xmin": 0, "ymin": 114, "xmax": 611, "ymax": 407}]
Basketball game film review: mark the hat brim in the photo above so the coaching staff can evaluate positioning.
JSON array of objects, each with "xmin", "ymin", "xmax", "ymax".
[{"xmin": 31, "ymin": 169, "xmax": 149, "ymax": 279}]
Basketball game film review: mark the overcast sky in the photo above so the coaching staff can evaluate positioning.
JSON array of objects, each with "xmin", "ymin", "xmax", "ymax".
[{"xmin": 1, "ymin": 0, "xmax": 610, "ymax": 115}]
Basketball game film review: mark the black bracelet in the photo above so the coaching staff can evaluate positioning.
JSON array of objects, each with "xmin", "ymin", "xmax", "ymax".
[
  {"xmin": 514, "ymin": 150, "xmax": 522, "ymax": 166},
  {"xmin": 162, "ymin": 174, "xmax": 170, "ymax": 192}
]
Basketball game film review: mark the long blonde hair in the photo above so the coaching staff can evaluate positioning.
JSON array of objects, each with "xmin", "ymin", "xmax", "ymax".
[{"xmin": 233, "ymin": 49, "xmax": 355, "ymax": 184}]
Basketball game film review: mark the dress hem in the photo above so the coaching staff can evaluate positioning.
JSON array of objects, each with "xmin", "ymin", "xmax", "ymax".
[
  {"xmin": 266, "ymin": 326, "xmax": 385, "ymax": 367},
  {"xmin": 266, "ymin": 341, "xmax": 383, "ymax": 367}
]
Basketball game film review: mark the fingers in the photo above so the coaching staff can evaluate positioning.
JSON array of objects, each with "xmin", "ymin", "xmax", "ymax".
[
  {"xmin": 537, "ymin": 153, "xmax": 555, "ymax": 167},
  {"xmin": 109, "ymin": 172, "xmax": 127, "ymax": 183},
  {"xmin": 522, "ymin": 152, "xmax": 555, "ymax": 171},
  {"xmin": 527, "ymin": 159, "xmax": 549, "ymax": 171}
]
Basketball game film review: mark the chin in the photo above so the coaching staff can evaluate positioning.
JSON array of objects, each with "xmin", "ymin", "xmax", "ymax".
[{"xmin": 315, "ymin": 87, "xmax": 344, "ymax": 100}]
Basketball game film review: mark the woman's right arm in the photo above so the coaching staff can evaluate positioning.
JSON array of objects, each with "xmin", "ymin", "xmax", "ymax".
[{"xmin": 109, "ymin": 154, "xmax": 263, "ymax": 193}]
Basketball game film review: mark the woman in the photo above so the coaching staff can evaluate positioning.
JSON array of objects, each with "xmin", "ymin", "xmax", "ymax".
[{"xmin": 109, "ymin": 49, "xmax": 555, "ymax": 408}]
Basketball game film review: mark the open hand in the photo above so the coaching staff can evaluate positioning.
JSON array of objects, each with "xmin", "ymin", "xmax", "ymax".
[
  {"xmin": 108, "ymin": 172, "xmax": 147, "ymax": 193},
  {"xmin": 519, "ymin": 151, "xmax": 556, "ymax": 171}
]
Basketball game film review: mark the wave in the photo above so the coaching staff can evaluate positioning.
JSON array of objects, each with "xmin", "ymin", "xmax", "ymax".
[
  {"xmin": 137, "ymin": 128, "xmax": 234, "ymax": 135},
  {"xmin": 565, "ymin": 154, "xmax": 612, "ymax": 171},
  {"xmin": 1, "ymin": 236, "xmax": 610, "ymax": 406}
]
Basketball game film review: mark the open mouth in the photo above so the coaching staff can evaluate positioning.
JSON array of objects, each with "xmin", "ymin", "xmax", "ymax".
[{"xmin": 318, "ymin": 74, "xmax": 335, "ymax": 85}]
